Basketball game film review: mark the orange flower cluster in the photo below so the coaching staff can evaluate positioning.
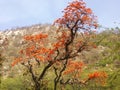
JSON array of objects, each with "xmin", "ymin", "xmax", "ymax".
[
  {"xmin": 85, "ymin": 8, "xmax": 92, "ymax": 14},
  {"xmin": 11, "ymin": 57, "xmax": 23, "ymax": 67},
  {"xmin": 25, "ymin": 45, "xmax": 35, "ymax": 56},
  {"xmin": 82, "ymin": 15, "xmax": 90, "ymax": 22},
  {"xmin": 33, "ymin": 47, "xmax": 49, "ymax": 55},
  {"xmin": 12, "ymin": 46, "xmax": 56, "ymax": 66},
  {"xmin": 54, "ymin": 0, "xmax": 97, "ymax": 29},
  {"xmin": 53, "ymin": 40, "xmax": 65, "ymax": 49},
  {"xmin": 88, "ymin": 71, "xmax": 107, "ymax": 85},
  {"xmin": 12, "ymin": 32, "xmax": 58, "ymax": 66},
  {"xmin": 26, "ymin": 47, "xmax": 55, "ymax": 62},
  {"xmin": 69, "ymin": 0, "xmax": 85, "ymax": 8},
  {"xmin": 21, "ymin": 32, "xmax": 56, "ymax": 61},
  {"xmin": 63, "ymin": 60, "xmax": 84, "ymax": 75},
  {"xmin": 36, "ymin": 48, "xmax": 56, "ymax": 61},
  {"xmin": 53, "ymin": 31, "xmax": 69, "ymax": 50},
  {"xmin": 24, "ymin": 33, "xmax": 48, "ymax": 42},
  {"xmin": 88, "ymin": 71, "xmax": 107, "ymax": 80}
]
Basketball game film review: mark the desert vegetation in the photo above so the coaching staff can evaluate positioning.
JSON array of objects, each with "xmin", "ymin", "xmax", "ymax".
[{"xmin": 0, "ymin": 0, "xmax": 120, "ymax": 90}]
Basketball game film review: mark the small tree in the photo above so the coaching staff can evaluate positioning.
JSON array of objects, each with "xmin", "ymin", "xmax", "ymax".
[{"xmin": 12, "ymin": 0, "xmax": 107, "ymax": 90}]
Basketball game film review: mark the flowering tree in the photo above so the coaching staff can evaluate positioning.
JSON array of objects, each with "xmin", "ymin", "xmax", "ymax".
[
  {"xmin": 53, "ymin": 0, "xmax": 97, "ymax": 89},
  {"xmin": 12, "ymin": 0, "xmax": 107, "ymax": 90}
]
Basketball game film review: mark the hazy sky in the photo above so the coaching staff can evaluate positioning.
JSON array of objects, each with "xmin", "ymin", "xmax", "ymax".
[{"xmin": 0, "ymin": 0, "xmax": 120, "ymax": 30}]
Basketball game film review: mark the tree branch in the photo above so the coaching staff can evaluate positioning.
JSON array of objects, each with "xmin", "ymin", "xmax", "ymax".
[{"xmin": 38, "ymin": 61, "xmax": 53, "ymax": 81}]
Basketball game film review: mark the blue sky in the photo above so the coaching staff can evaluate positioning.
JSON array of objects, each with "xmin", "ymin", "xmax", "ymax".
[{"xmin": 0, "ymin": 0, "xmax": 120, "ymax": 31}]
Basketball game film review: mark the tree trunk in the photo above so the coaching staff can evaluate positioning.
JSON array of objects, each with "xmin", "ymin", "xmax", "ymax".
[
  {"xmin": 54, "ymin": 81, "xmax": 58, "ymax": 90},
  {"xmin": 35, "ymin": 82, "xmax": 40, "ymax": 90}
]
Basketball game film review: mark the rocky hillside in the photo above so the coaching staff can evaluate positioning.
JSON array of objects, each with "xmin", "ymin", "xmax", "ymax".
[
  {"xmin": 0, "ymin": 24, "xmax": 119, "ymax": 78},
  {"xmin": 0, "ymin": 24, "xmax": 57, "ymax": 48},
  {"xmin": 0, "ymin": 24, "xmax": 57, "ymax": 77}
]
